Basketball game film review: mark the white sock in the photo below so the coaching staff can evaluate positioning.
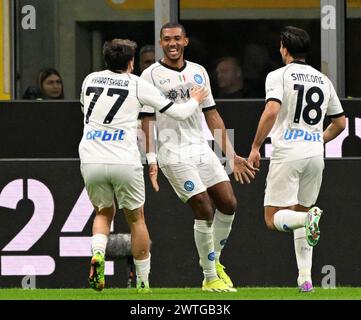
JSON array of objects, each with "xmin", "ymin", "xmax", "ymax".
[
  {"xmin": 212, "ymin": 210, "xmax": 235, "ymax": 262},
  {"xmin": 294, "ymin": 227, "xmax": 313, "ymax": 286},
  {"xmin": 273, "ymin": 209, "xmax": 307, "ymax": 232},
  {"xmin": 194, "ymin": 219, "xmax": 217, "ymax": 281},
  {"xmin": 133, "ymin": 253, "xmax": 151, "ymax": 285},
  {"xmin": 91, "ymin": 234, "xmax": 108, "ymax": 256}
]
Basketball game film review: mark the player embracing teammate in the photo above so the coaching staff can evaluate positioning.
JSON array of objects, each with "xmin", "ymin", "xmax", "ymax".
[{"xmin": 141, "ymin": 23, "xmax": 257, "ymax": 292}]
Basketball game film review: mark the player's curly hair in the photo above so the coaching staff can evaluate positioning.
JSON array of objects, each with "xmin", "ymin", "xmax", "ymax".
[{"xmin": 103, "ymin": 39, "xmax": 137, "ymax": 72}]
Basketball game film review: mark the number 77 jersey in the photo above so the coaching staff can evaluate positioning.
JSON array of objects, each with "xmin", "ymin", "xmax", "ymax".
[
  {"xmin": 265, "ymin": 61, "xmax": 344, "ymax": 163},
  {"xmin": 79, "ymin": 70, "xmax": 174, "ymax": 164}
]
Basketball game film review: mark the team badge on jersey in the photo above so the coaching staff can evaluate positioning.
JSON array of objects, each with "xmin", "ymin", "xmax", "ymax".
[
  {"xmin": 184, "ymin": 180, "xmax": 195, "ymax": 191},
  {"xmin": 194, "ymin": 74, "xmax": 203, "ymax": 85}
]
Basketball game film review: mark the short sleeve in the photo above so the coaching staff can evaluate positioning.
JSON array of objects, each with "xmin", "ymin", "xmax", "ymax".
[
  {"xmin": 140, "ymin": 69, "xmax": 156, "ymax": 114},
  {"xmin": 265, "ymin": 71, "xmax": 283, "ymax": 105},
  {"xmin": 80, "ymin": 80, "xmax": 86, "ymax": 106},
  {"xmin": 80, "ymin": 73, "xmax": 95, "ymax": 112},
  {"xmin": 326, "ymin": 81, "xmax": 344, "ymax": 117},
  {"xmin": 199, "ymin": 67, "xmax": 216, "ymax": 110},
  {"xmin": 137, "ymin": 77, "xmax": 173, "ymax": 113}
]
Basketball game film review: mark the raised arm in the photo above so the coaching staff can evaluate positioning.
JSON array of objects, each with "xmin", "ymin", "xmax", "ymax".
[{"xmin": 138, "ymin": 77, "xmax": 208, "ymax": 121}]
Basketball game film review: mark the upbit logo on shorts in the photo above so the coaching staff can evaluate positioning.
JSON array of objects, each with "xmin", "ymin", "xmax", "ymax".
[
  {"xmin": 184, "ymin": 180, "xmax": 195, "ymax": 192},
  {"xmin": 194, "ymin": 74, "xmax": 203, "ymax": 85},
  {"xmin": 284, "ymin": 129, "xmax": 322, "ymax": 142},
  {"xmin": 86, "ymin": 129, "xmax": 125, "ymax": 141}
]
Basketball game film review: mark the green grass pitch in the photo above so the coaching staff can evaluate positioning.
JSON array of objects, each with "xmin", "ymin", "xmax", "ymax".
[{"xmin": 0, "ymin": 287, "xmax": 360, "ymax": 300}]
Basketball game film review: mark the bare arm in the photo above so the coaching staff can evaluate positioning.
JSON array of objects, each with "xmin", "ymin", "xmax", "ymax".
[
  {"xmin": 248, "ymin": 101, "xmax": 281, "ymax": 168},
  {"xmin": 141, "ymin": 115, "xmax": 159, "ymax": 192},
  {"xmin": 205, "ymin": 109, "xmax": 258, "ymax": 184},
  {"xmin": 204, "ymin": 109, "xmax": 235, "ymax": 159},
  {"xmin": 323, "ymin": 115, "xmax": 346, "ymax": 144},
  {"xmin": 141, "ymin": 115, "xmax": 157, "ymax": 154}
]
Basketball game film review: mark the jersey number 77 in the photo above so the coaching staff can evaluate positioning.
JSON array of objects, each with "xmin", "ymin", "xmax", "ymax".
[{"xmin": 85, "ymin": 86, "xmax": 129, "ymax": 124}]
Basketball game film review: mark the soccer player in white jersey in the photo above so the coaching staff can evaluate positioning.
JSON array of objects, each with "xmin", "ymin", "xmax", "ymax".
[
  {"xmin": 79, "ymin": 39, "xmax": 208, "ymax": 293},
  {"xmin": 248, "ymin": 26, "xmax": 346, "ymax": 292},
  {"xmin": 141, "ymin": 22, "xmax": 257, "ymax": 292}
]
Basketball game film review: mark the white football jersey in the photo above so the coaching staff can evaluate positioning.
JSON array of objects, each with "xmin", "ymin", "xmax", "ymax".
[
  {"xmin": 79, "ymin": 70, "xmax": 177, "ymax": 164},
  {"xmin": 141, "ymin": 60, "xmax": 215, "ymax": 164},
  {"xmin": 265, "ymin": 61, "xmax": 344, "ymax": 163}
]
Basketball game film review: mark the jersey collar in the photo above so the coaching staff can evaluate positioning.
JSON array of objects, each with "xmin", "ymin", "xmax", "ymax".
[
  {"xmin": 159, "ymin": 59, "xmax": 187, "ymax": 72},
  {"xmin": 291, "ymin": 60, "xmax": 307, "ymax": 65}
]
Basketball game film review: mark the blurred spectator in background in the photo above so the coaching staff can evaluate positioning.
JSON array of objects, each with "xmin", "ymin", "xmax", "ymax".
[
  {"xmin": 215, "ymin": 56, "xmax": 248, "ymax": 99},
  {"xmin": 138, "ymin": 45, "xmax": 155, "ymax": 74},
  {"xmin": 23, "ymin": 67, "xmax": 64, "ymax": 100},
  {"xmin": 242, "ymin": 43, "xmax": 279, "ymax": 98}
]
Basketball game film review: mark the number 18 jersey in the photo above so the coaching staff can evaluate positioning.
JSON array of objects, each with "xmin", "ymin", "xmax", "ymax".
[{"xmin": 265, "ymin": 61, "xmax": 344, "ymax": 163}]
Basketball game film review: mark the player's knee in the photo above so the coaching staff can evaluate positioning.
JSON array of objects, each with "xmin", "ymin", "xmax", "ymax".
[
  {"xmin": 132, "ymin": 247, "xmax": 149, "ymax": 260},
  {"xmin": 189, "ymin": 194, "xmax": 214, "ymax": 220},
  {"xmin": 216, "ymin": 194, "xmax": 237, "ymax": 214}
]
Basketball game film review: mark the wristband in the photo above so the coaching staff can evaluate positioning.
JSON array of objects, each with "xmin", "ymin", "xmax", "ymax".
[{"xmin": 146, "ymin": 152, "xmax": 157, "ymax": 164}]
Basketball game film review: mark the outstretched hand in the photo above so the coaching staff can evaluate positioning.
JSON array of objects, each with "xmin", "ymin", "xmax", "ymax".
[
  {"xmin": 247, "ymin": 149, "xmax": 261, "ymax": 170},
  {"xmin": 149, "ymin": 164, "xmax": 159, "ymax": 192},
  {"xmin": 232, "ymin": 155, "xmax": 259, "ymax": 184}
]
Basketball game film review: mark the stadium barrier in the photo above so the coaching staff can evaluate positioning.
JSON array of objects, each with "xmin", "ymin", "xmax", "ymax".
[
  {"xmin": 0, "ymin": 99, "xmax": 360, "ymax": 158},
  {"xmin": 0, "ymin": 159, "xmax": 360, "ymax": 288}
]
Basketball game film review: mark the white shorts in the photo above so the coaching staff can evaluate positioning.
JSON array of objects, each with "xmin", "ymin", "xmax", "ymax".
[
  {"xmin": 160, "ymin": 150, "xmax": 230, "ymax": 203},
  {"xmin": 264, "ymin": 156, "xmax": 324, "ymax": 208},
  {"xmin": 80, "ymin": 163, "xmax": 145, "ymax": 211}
]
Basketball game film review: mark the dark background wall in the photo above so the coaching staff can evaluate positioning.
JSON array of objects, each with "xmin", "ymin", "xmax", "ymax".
[
  {"xmin": 0, "ymin": 99, "xmax": 360, "ymax": 158},
  {"xmin": 0, "ymin": 100, "xmax": 360, "ymax": 288},
  {"xmin": 0, "ymin": 159, "xmax": 360, "ymax": 288}
]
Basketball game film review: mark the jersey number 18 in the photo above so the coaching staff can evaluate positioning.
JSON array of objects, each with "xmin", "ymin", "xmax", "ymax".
[{"xmin": 293, "ymin": 84, "xmax": 324, "ymax": 125}]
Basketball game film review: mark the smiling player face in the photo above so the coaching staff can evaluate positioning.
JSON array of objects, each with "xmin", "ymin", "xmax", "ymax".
[{"xmin": 159, "ymin": 27, "xmax": 189, "ymax": 67}]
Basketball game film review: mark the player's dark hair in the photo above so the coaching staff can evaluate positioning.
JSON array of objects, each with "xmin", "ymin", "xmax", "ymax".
[
  {"xmin": 280, "ymin": 26, "xmax": 310, "ymax": 60},
  {"xmin": 160, "ymin": 22, "xmax": 187, "ymax": 38},
  {"xmin": 103, "ymin": 39, "xmax": 137, "ymax": 72}
]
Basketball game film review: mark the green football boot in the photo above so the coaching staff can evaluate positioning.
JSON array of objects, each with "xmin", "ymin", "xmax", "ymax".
[
  {"xmin": 202, "ymin": 278, "xmax": 237, "ymax": 292},
  {"xmin": 216, "ymin": 261, "xmax": 234, "ymax": 288},
  {"xmin": 305, "ymin": 207, "xmax": 323, "ymax": 247},
  {"xmin": 136, "ymin": 281, "xmax": 152, "ymax": 294},
  {"xmin": 88, "ymin": 252, "xmax": 105, "ymax": 291}
]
